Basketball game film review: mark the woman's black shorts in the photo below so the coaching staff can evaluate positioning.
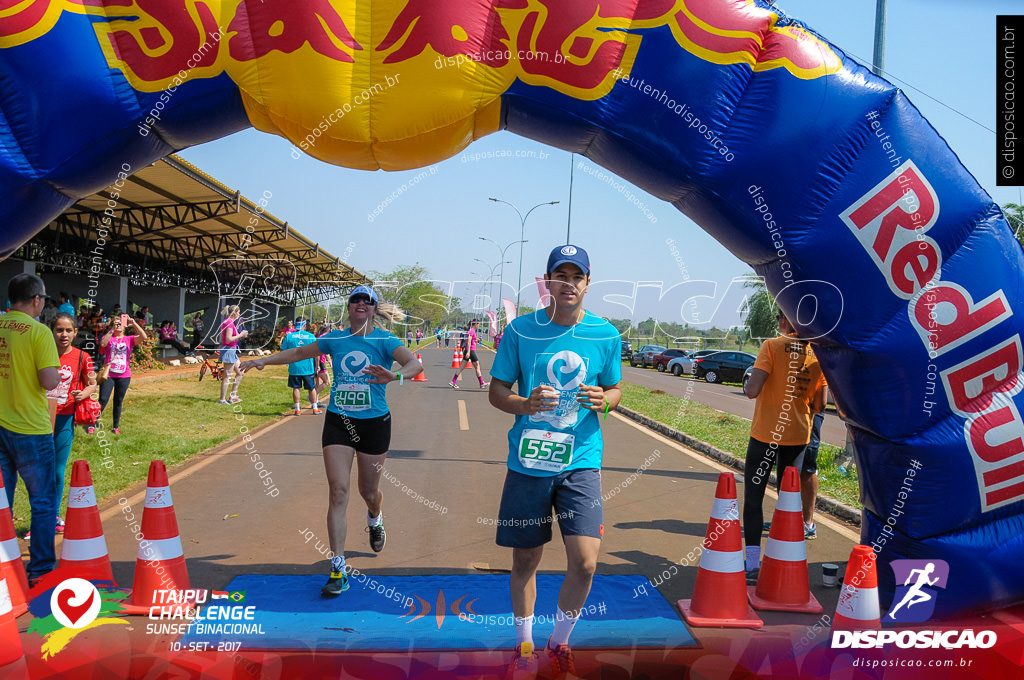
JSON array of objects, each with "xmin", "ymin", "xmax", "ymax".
[{"xmin": 321, "ymin": 411, "xmax": 391, "ymax": 455}]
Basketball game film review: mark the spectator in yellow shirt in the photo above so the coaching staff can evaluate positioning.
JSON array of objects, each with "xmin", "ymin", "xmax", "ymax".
[{"xmin": 0, "ymin": 273, "xmax": 60, "ymax": 584}]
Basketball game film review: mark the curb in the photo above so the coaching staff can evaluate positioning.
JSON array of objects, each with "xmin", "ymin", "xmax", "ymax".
[{"xmin": 615, "ymin": 405, "xmax": 862, "ymax": 527}]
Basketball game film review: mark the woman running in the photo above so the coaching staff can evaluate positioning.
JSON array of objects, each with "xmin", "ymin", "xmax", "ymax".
[
  {"xmin": 239, "ymin": 286, "xmax": 423, "ymax": 597},
  {"xmin": 450, "ymin": 319, "xmax": 488, "ymax": 389},
  {"xmin": 48, "ymin": 312, "xmax": 96, "ymax": 532},
  {"xmin": 98, "ymin": 315, "xmax": 146, "ymax": 434},
  {"xmin": 218, "ymin": 305, "xmax": 249, "ymax": 404}
]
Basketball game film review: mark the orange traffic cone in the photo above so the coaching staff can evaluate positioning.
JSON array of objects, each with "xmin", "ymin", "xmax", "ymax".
[
  {"xmin": 679, "ymin": 472, "xmax": 763, "ymax": 628},
  {"xmin": 119, "ymin": 461, "xmax": 195, "ymax": 615},
  {"xmin": 832, "ymin": 545, "xmax": 881, "ymax": 630},
  {"xmin": 60, "ymin": 461, "xmax": 115, "ymax": 583},
  {"xmin": 411, "ymin": 354, "xmax": 428, "ymax": 382},
  {"xmin": 748, "ymin": 467, "xmax": 822, "ymax": 613},
  {"xmin": 450, "ymin": 346, "xmax": 463, "ymax": 368},
  {"xmin": 0, "ymin": 473, "xmax": 29, "ymax": 617},
  {"xmin": 0, "ymin": 576, "xmax": 28, "ymax": 678}
]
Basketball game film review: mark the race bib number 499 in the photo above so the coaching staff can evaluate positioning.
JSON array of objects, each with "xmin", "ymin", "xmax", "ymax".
[
  {"xmin": 334, "ymin": 384, "xmax": 371, "ymax": 411},
  {"xmin": 518, "ymin": 429, "xmax": 574, "ymax": 473}
]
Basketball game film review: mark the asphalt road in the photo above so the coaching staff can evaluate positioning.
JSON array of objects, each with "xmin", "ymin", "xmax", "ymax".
[
  {"xmin": 93, "ymin": 346, "xmax": 857, "ymax": 638},
  {"xmin": 619, "ymin": 363, "xmax": 848, "ymax": 448}
]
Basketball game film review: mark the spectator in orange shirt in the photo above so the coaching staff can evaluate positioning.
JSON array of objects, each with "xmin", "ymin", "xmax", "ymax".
[{"xmin": 742, "ymin": 311, "xmax": 825, "ymax": 583}]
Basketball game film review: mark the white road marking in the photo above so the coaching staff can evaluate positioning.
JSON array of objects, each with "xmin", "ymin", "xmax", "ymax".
[{"xmin": 458, "ymin": 400, "xmax": 470, "ymax": 431}]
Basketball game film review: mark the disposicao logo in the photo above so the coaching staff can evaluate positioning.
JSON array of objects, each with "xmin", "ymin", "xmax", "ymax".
[
  {"xmin": 50, "ymin": 579, "xmax": 101, "ymax": 629},
  {"xmin": 548, "ymin": 351, "xmax": 586, "ymax": 391},
  {"xmin": 341, "ymin": 351, "xmax": 370, "ymax": 375},
  {"xmin": 27, "ymin": 574, "xmax": 129, "ymax": 659},
  {"xmin": 885, "ymin": 559, "xmax": 948, "ymax": 623}
]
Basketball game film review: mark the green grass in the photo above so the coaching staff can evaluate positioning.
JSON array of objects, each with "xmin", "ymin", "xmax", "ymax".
[
  {"xmin": 620, "ymin": 381, "xmax": 861, "ymax": 509},
  {"xmin": 10, "ymin": 365, "xmax": 292, "ymax": 533}
]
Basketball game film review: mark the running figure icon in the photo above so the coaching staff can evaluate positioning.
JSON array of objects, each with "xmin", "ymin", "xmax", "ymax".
[{"xmin": 887, "ymin": 562, "xmax": 939, "ymax": 619}]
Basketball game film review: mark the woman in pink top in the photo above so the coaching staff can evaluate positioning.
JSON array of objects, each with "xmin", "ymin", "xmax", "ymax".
[
  {"xmin": 98, "ymin": 315, "xmax": 147, "ymax": 434},
  {"xmin": 449, "ymin": 319, "xmax": 488, "ymax": 389},
  {"xmin": 218, "ymin": 305, "xmax": 248, "ymax": 404}
]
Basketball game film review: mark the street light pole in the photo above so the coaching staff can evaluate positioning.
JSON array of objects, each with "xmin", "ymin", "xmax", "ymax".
[
  {"xmin": 478, "ymin": 237, "xmax": 527, "ymax": 315},
  {"xmin": 489, "ymin": 198, "xmax": 559, "ymax": 312}
]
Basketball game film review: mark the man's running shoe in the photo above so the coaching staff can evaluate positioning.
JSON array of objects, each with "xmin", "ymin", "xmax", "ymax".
[
  {"xmin": 762, "ymin": 522, "xmax": 771, "ymax": 533},
  {"xmin": 449, "ymin": 380, "xmax": 459, "ymax": 389},
  {"xmin": 367, "ymin": 523, "xmax": 386, "ymax": 553},
  {"xmin": 804, "ymin": 523, "xmax": 817, "ymax": 540},
  {"xmin": 321, "ymin": 570, "xmax": 350, "ymax": 597},
  {"xmin": 745, "ymin": 567, "xmax": 760, "ymax": 585},
  {"xmin": 546, "ymin": 638, "xmax": 577, "ymax": 678},
  {"xmin": 293, "ymin": 409, "xmax": 301, "ymax": 416},
  {"xmin": 313, "ymin": 406, "xmax": 322, "ymax": 414},
  {"xmin": 506, "ymin": 643, "xmax": 539, "ymax": 680}
]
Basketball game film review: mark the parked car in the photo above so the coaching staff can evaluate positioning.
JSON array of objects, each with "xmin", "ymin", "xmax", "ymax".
[
  {"xmin": 621, "ymin": 341, "xmax": 633, "ymax": 361},
  {"xmin": 693, "ymin": 351, "xmax": 757, "ymax": 384},
  {"xmin": 651, "ymin": 348, "xmax": 689, "ymax": 372},
  {"xmin": 629, "ymin": 344, "xmax": 666, "ymax": 368},
  {"xmin": 667, "ymin": 349, "xmax": 719, "ymax": 376}
]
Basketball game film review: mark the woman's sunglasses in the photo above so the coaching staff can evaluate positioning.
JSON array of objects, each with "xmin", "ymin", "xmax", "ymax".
[{"xmin": 349, "ymin": 295, "xmax": 376, "ymax": 305}]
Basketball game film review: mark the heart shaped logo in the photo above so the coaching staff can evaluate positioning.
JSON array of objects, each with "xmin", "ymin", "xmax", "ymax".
[
  {"xmin": 341, "ymin": 351, "xmax": 369, "ymax": 375},
  {"xmin": 50, "ymin": 578, "xmax": 101, "ymax": 629}
]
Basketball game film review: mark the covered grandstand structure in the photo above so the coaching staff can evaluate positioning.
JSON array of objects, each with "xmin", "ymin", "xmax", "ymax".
[{"xmin": 0, "ymin": 154, "xmax": 369, "ymax": 347}]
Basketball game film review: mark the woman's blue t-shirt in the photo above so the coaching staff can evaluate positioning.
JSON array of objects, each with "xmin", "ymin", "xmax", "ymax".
[{"xmin": 317, "ymin": 329, "xmax": 402, "ymax": 419}]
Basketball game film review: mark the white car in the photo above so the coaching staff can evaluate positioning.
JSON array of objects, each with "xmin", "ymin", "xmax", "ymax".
[{"xmin": 666, "ymin": 349, "xmax": 721, "ymax": 376}]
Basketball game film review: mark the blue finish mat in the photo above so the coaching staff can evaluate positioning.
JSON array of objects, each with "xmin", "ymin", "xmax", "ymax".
[{"xmin": 179, "ymin": 574, "xmax": 696, "ymax": 651}]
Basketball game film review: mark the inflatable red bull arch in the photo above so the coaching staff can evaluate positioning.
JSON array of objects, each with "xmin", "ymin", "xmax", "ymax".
[{"xmin": 0, "ymin": 0, "xmax": 1021, "ymax": 619}]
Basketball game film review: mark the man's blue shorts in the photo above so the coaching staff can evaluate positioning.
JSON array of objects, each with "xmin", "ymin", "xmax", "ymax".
[{"xmin": 495, "ymin": 468, "xmax": 604, "ymax": 548}]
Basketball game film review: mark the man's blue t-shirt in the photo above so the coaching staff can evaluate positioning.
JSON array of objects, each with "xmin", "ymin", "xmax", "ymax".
[
  {"xmin": 490, "ymin": 309, "xmax": 622, "ymax": 477},
  {"xmin": 280, "ymin": 329, "xmax": 318, "ymax": 376},
  {"xmin": 317, "ymin": 329, "xmax": 402, "ymax": 419}
]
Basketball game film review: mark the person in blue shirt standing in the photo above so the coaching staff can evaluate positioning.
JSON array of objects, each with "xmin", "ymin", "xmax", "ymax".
[
  {"xmin": 279, "ymin": 319, "xmax": 321, "ymax": 415},
  {"xmin": 488, "ymin": 245, "xmax": 622, "ymax": 677},
  {"xmin": 239, "ymin": 286, "xmax": 422, "ymax": 597}
]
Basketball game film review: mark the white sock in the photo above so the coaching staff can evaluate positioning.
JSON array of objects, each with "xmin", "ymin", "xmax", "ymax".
[
  {"xmin": 331, "ymin": 555, "xmax": 345, "ymax": 573},
  {"xmin": 746, "ymin": 546, "xmax": 761, "ymax": 571},
  {"xmin": 514, "ymin": 614, "xmax": 534, "ymax": 647},
  {"xmin": 550, "ymin": 608, "xmax": 579, "ymax": 647},
  {"xmin": 294, "ymin": 402, "xmax": 301, "ymax": 410},
  {"xmin": 367, "ymin": 511, "xmax": 382, "ymax": 527}
]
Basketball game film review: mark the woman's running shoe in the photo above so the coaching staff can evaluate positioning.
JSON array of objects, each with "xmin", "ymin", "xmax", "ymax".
[
  {"xmin": 321, "ymin": 570, "xmax": 350, "ymax": 597},
  {"xmin": 546, "ymin": 639, "xmax": 576, "ymax": 678},
  {"xmin": 505, "ymin": 643, "xmax": 539, "ymax": 680},
  {"xmin": 367, "ymin": 523, "xmax": 386, "ymax": 553}
]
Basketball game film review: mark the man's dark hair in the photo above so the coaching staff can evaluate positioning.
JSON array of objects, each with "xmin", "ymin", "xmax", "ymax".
[
  {"xmin": 60, "ymin": 292, "xmax": 69, "ymax": 301},
  {"xmin": 8, "ymin": 273, "xmax": 45, "ymax": 305}
]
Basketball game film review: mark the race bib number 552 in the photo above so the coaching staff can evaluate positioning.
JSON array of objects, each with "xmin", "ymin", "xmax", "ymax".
[{"xmin": 518, "ymin": 429, "xmax": 574, "ymax": 473}]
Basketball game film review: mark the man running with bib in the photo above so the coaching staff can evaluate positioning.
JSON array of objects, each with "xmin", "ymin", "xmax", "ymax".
[{"xmin": 488, "ymin": 245, "xmax": 622, "ymax": 678}]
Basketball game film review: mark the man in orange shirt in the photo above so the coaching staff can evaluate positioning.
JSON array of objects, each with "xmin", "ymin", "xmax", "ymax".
[{"xmin": 742, "ymin": 311, "xmax": 825, "ymax": 583}]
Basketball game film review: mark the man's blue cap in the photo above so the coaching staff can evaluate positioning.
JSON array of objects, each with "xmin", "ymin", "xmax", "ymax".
[
  {"xmin": 546, "ymin": 244, "xmax": 590, "ymax": 275},
  {"xmin": 295, "ymin": 319, "xmax": 307, "ymax": 330},
  {"xmin": 349, "ymin": 285, "xmax": 378, "ymax": 304}
]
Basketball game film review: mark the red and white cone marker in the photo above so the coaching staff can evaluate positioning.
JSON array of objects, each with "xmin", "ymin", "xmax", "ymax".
[
  {"xmin": 411, "ymin": 354, "xmax": 428, "ymax": 382},
  {"xmin": 0, "ymin": 576, "xmax": 28, "ymax": 678},
  {"xmin": 748, "ymin": 466, "xmax": 823, "ymax": 613},
  {"xmin": 60, "ymin": 460, "xmax": 115, "ymax": 583},
  {"xmin": 0, "ymin": 473, "xmax": 28, "ymax": 617},
  {"xmin": 832, "ymin": 545, "xmax": 881, "ymax": 630},
  {"xmin": 679, "ymin": 472, "xmax": 763, "ymax": 628},
  {"xmin": 119, "ymin": 461, "xmax": 195, "ymax": 615},
  {"xmin": 451, "ymin": 346, "xmax": 463, "ymax": 368}
]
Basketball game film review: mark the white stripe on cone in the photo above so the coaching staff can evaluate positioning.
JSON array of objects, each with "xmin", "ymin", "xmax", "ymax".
[
  {"xmin": 145, "ymin": 486, "xmax": 173, "ymax": 508},
  {"xmin": 138, "ymin": 536, "xmax": 183, "ymax": 561},
  {"xmin": 67, "ymin": 486, "xmax": 98, "ymax": 508},
  {"xmin": 0, "ymin": 537, "xmax": 18, "ymax": 563},
  {"xmin": 0, "ymin": 494, "xmax": 7, "ymax": 511},
  {"xmin": 61, "ymin": 536, "xmax": 110, "ymax": 561},
  {"xmin": 765, "ymin": 537, "xmax": 808, "ymax": 562},
  {"xmin": 775, "ymin": 490, "xmax": 802, "ymax": 513},
  {"xmin": 710, "ymin": 497, "xmax": 739, "ymax": 521},
  {"xmin": 836, "ymin": 585, "xmax": 880, "ymax": 620},
  {"xmin": 697, "ymin": 547, "xmax": 745, "ymax": 574},
  {"xmin": 0, "ymin": 579, "xmax": 9, "ymax": 616}
]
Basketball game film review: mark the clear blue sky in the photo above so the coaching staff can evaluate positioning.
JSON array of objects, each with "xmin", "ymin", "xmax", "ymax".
[{"xmin": 179, "ymin": 0, "xmax": 1020, "ymax": 328}]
